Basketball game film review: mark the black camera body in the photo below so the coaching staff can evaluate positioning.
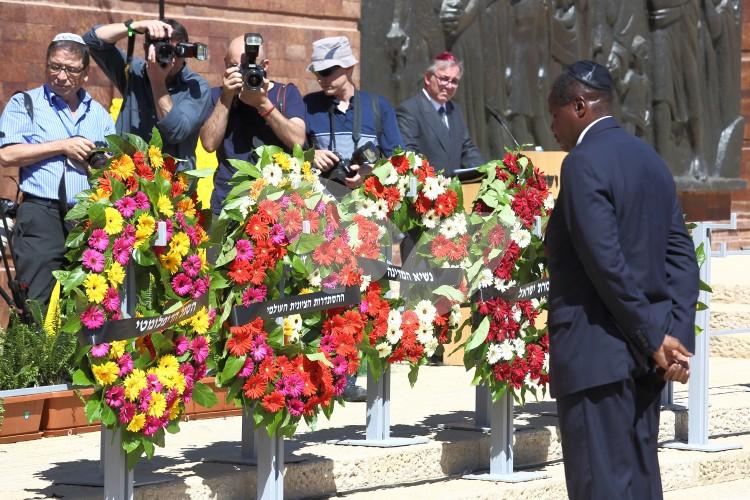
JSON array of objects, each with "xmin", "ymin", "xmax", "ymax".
[
  {"xmin": 334, "ymin": 141, "xmax": 381, "ymax": 178},
  {"xmin": 149, "ymin": 37, "xmax": 208, "ymax": 67},
  {"xmin": 240, "ymin": 33, "xmax": 266, "ymax": 91},
  {"xmin": 87, "ymin": 141, "xmax": 110, "ymax": 169}
]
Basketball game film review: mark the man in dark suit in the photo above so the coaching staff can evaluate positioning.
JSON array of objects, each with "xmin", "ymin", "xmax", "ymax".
[
  {"xmin": 544, "ymin": 61, "xmax": 699, "ymax": 500},
  {"xmin": 396, "ymin": 52, "xmax": 483, "ymax": 180}
]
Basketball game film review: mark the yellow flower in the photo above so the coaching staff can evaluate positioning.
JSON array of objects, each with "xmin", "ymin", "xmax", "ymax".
[
  {"xmin": 176, "ymin": 198, "xmax": 196, "ymax": 218},
  {"xmin": 107, "ymin": 261, "xmax": 125, "ymax": 288},
  {"xmin": 299, "ymin": 288, "xmax": 315, "ymax": 295},
  {"xmin": 158, "ymin": 354, "xmax": 179, "ymax": 373},
  {"xmin": 302, "ymin": 161, "xmax": 315, "ymax": 183},
  {"xmin": 92, "ymin": 362, "xmax": 119, "ymax": 386},
  {"xmin": 109, "ymin": 340, "xmax": 128, "ymax": 360},
  {"xmin": 169, "ymin": 232, "xmax": 190, "ymax": 257},
  {"xmin": 104, "ymin": 207, "xmax": 124, "ymax": 235},
  {"xmin": 124, "ymin": 369, "xmax": 148, "ymax": 401},
  {"xmin": 127, "ymin": 413, "xmax": 145, "ymax": 432},
  {"xmin": 148, "ymin": 145, "xmax": 164, "ymax": 169},
  {"xmin": 173, "ymin": 372, "xmax": 186, "ymax": 395},
  {"xmin": 159, "ymin": 251, "xmax": 181, "ymax": 274},
  {"xmin": 190, "ymin": 307, "xmax": 210, "ymax": 334},
  {"xmin": 135, "ymin": 214, "xmax": 156, "ymax": 248},
  {"xmin": 84, "ymin": 273, "xmax": 108, "ymax": 304},
  {"xmin": 90, "ymin": 188, "xmax": 110, "ymax": 202},
  {"xmin": 273, "ymin": 152, "xmax": 291, "ymax": 171},
  {"xmin": 148, "ymin": 391, "xmax": 167, "ymax": 417},
  {"xmin": 110, "ymin": 154, "xmax": 135, "ymax": 181},
  {"xmin": 197, "ymin": 248, "xmax": 208, "ymax": 273},
  {"xmin": 248, "ymin": 179, "xmax": 266, "ymax": 200},
  {"xmin": 157, "ymin": 194, "xmax": 174, "ymax": 217},
  {"xmin": 168, "ymin": 402, "xmax": 181, "ymax": 420}
]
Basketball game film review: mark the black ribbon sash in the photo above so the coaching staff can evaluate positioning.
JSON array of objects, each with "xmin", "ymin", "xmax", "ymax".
[
  {"xmin": 472, "ymin": 277, "xmax": 550, "ymax": 303},
  {"xmin": 230, "ymin": 286, "xmax": 361, "ymax": 326},
  {"xmin": 358, "ymin": 258, "xmax": 465, "ymax": 286},
  {"xmin": 79, "ymin": 294, "xmax": 209, "ymax": 345}
]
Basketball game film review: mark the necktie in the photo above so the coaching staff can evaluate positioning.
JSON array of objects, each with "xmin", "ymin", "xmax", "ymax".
[{"xmin": 438, "ymin": 105, "xmax": 449, "ymax": 130}]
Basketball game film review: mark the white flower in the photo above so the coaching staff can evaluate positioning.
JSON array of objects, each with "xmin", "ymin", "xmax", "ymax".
[
  {"xmin": 478, "ymin": 269, "xmax": 494, "ymax": 289},
  {"xmin": 524, "ymin": 373, "xmax": 541, "ymax": 392},
  {"xmin": 422, "ymin": 177, "xmax": 445, "ymax": 200},
  {"xmin": 374, "ymin": 198, "xmax": 389, "ymax": 220},
  {"xmin": 498, "ymin": 205, "xmax": 517, "ymax": 227},
  {"xmin": 544, "ymin": 193, "xmax": 555, "ymax": 211},
  {"xmin": 498, "ymin": 340, "xmax": 515, "ymax": 361},
  {"xmin": 494, "ymin": 278, "xmax": 515, "ymax": 292},
  {"xmin": 386, "ymin": 325, "xmax": 403, "ymax": 345},
  {"xmin": 360, "ymin": 274, "xmax": 372, "ymax": 292},
  {"xmin": 359, "ymin": 198, "xmax": 376, "ymax": 218},
  {"xmin": 487, "ymin": 343, "xmax": 503, "ymax": 365},
  {"xmin": 263, "ymin": 163, "xmax": 284, "ymax": 187},
  {"xmin": 449, "ymin": 303, "xmax": 462, "ymax": 328},
  {"xmin": 382, "ymin": 166, "xmax": 399, "ymax": 185},
  {"xmin": 451, "ymin": 214, "xmax": 467, "ymax": 236},
  {"xmin": 512, "ymin": 337, "xmax": 526, "ymax": 357},
  {"xmin": 415, "ymin": 300, "xmax": 437, "ymax": 324},
  {"xmin": 422, "ymin": 209, "xmax": 439, "ymax": 229},
  {"xmin": 511, "ymin": 223, "xmax": 531, "ymax": 249},
  {"xmin": 423, "ymin": 337, "xmax": 439, "ymax": 357},
  {"xmin": 438, "ymin": 175, "xmax": 450, "ymax": 189},
  {"xmin": 376, "ymin": 342, "xmax": 392, "ymax": 358},
  {"xmin": 416, "ymin": 323, "xmax": 434, "ymax": 345},
  {"xmin": 288, "ymin": 172, "xmax": 302, "ymax": 189},
  {"xmin": 309, "ymin": 269, "xmax": 322, "ymax": 288},
  {"xmin": 238, "ymin": 196, "xmax": 254, "ymax": 218},
  {"xmin": 512, "ymin": 305, "xmax": 522, "ymax": 323},
  {"xmin": 439, "ymin": 217, "xmax": 460, "ymax": 239},
  {"xmin": 387, "ymin": 309, "xmax": 402, "ymax": 329},
  {"xmin": 398, "ymin": 175, "xmax": 410, "ymax": 194},
  {"xmin": 543, "ymin": 352, "xmax": 549, "ymax": 373},
  {"xmin": 531, "ymin": 298, "xmax": 540, "ymax": 310}
]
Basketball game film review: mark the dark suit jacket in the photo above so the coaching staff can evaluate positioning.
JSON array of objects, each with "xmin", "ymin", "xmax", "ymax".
[
  {"xmin": 396, "ymin": 92, "xmax": 483, "ymax": 178},
  {"xmin": 544, "ymin": 117, "xmax": 699, "ymax": 398}
]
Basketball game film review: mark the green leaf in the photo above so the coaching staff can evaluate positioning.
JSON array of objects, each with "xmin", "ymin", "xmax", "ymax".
[
  {"xmin": 433, "ymin": 285, "xmax": 465, "ymax": 303},
  {"xmin": 127, "ymin": 445, "xmax": 144, "ymax": 470},
  {"xmin": 220, "ymin": 356, "xmax": 245, "ymax": 384},
  {"xmin": 100, "ymin": 403, "xmax": 117, "ymax": 426},
  {"xmin": 61, "ymin": 315, "xmax": 82, "ymax": 334},
  {"xmin": 305, "ymin": 351, "xmax": 333, "ymax": 367},
  {"xmin": 150, "ymin": 333, "xmax": 173, "ymax": 356},
  {"xmin": 228, "ymin": 159, "xmax": 262, "ymax": 179},
  {"xmin": 699, "ymin": 280, "xmax": 713, "ymax": 293},
  {"xmin": 407, "ymin": 364, "xmax": 420, "ymax": 386},
  {"xmin": 64, "ymin": 202, "xmax": 90, "ymax": 222},
  {"xmin": 304, "ymin": 193, "xmax": 322, "ymax": 210},
  {"xmin": 149, "ymin": 127, "xmax": 163, "ymax": 150},
  {"xmin": 89, "ymin": 203, "xmax": 106, "ymax": 228},
  {"xmin": 465, "ymin": 317, "xmax": 490, "ymax": 352},
  {"xmin": 183, "ymin": 168, "xmax": 215, "ymax": 179},
  {"xmin": 192, "ymin": 381, "xmax": 218, "ymax": 409},
  {"xmin": 166, "ymin": 421, "xmax": 181, "ymax": 434},
  {"xmin": 107, "ymin": 135, "xmax": 137, "ymax": 156},
  {"xmin": 143, "ymin": 438, "xmax": 155, "ymax": 459},
  {"xmin": 292, "ymin": 233, "xmax": 325, "ymax": 255},
  {"xmin": 132, "ymin": 248, "xmax": 156, "ymax": 267},
  {"xmin": 85, "ymin": 399, "xmax": 102, "ymax": 423},
  {"xmin": 215, "ymin": 246, "xmax": 237, "ymax": 267},
  {"xmin": 73, "ymin": 368, "xmax": 94, "ymax": 386},
  {"xmin": 126, "ymin": 133, "xmax": 149, "ymax": 152}
]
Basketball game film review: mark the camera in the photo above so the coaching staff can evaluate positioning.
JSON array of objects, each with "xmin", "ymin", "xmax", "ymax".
[
  {"xmin": 333, "ymin": 141, "xmax": 381, "ymax": 178},
  {"xmin": 240, "ymin": 33, "xmax": 266, "ymax": 91},
  {"xmin": 148, "ymin": 36, "xmax": 208, "ymax": 67},
  {"xmin": 87, "ymin": 141, "xmax": 110, "ymax": 169}
]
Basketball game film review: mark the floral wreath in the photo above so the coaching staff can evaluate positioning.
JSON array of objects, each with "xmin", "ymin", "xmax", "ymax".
[
  {"xmin": 55, "ymin": 130, "xmax": 216, "ymax": 466},
  {"xmin": 344, "ymin": 151, "xmax": 466, "ymax": 383},
  {"xmin": 460, "ymin": 151, "xmax": 554, "ymax": 403},
  {"xmin": 212, "ymin": 146, "xmax": 366, "ymax": 435}
]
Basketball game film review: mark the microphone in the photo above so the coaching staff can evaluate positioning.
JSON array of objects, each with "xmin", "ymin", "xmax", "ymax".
[{"xmin": 485, "ymin": 105, "xmax": 521, "ymax": 150}]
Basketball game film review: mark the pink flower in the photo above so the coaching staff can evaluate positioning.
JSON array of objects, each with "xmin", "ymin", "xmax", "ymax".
[
  {"xmin": 192, "ymin": 276, "xmax": 209, "ymax": 299},
  {"xmin": 182, "ymin": 255, "xmax": 202, "ymax": 278},
  {"xmin": 235, "ymin": 239, "xmax": 254, "ymax": 261},
  {"xmin": 165, "ymin": 388, "xmax": 179, "ymax": 408},
  {"xmin": 122, "ymin": 224, "xmax": 136, "ymax": 245},
  {"xmin": 270, "ymin": 224, "xmax": 286, "ymax": 245},
  {"xmin": 176, "ymin": 212, "xmax": 188, "ymax": 232},
  {"xmin": 320, "ymin": 335, "xmax": 334, "ymax": 354},
  {"xmin": 279, "ymin": 195, "xmax": 290, "ymax": 208},
  {"xmin": 105, "ymin": 386, "xmax": 125, "ymax": 408},
  {"xmin": 88, "ymin": 228, "xmax": 109, "ymax": 252},
  {"xmin": 138, "ymin": 389, "xmax": 151, "ymax": 413},
  {"xmin": 242, "ymin": 285, "xmax": 267, "ymax": 306},
  {"xmin": 238, "ymin": 357, "xmax": 255, "ymax": 378},
  {"xmin": 162, "ymin": 219, "xmax": 174, "ymax": 243},
  {"xmin": 278, "ymin": 374, "xmax": 304, "ymax": 398},
  {"xmin": 286, "ymin": 398, "xmax": 303, "ymax": 417},
  {"xmin": 333, "ymin": 376, "xmax": 347, "ymax": 396},
  {"xmin": 195, "ymin": 363, "xmax": 207, "ymax": 380},
  {"xmin": 113, "ymin": 237, "xmax": 131, "ymax": 266},
  {"xmin": 179, "ymin": 363, "xmax": 195, "ymax": 379},
  {"xmin": 119, "ymin": 402, "xmax": 136, "ymax": 424},
  {"xmin": 81, "ymin": 306, "xmax": 106, "ymax": 330},
  {"xmin": 115, "ymin": 196, "xmax": 137, "ymax": 218},
  {"xmin": 191, "ymin": 336, "xmax": 209, "ymax": 364},
  {"xmin": 103, "ymin": 287, "xmax": 120, "ymax": 313},
  {"xmin": 91, "ymin": 345, "xmax": 110, "ymax": 360},
  {"xmin": 332, "ymin": 356, "xmax": 348, "ymax": 376},
  {"xmin": 251, "ymin": 341, "xmax": 269, "ymax": 362},
  {"xmin": 175, "ymin": 335, "xmax": 189, "ymax": 356},
  {"xmin": 143, "ymin": 416, "xmax": 161, "ymax": 436},
  {"xmin": 147, "ymin": 373, "xmax": 162, "ymax": 392},
  {"xmin": 82, "ymin": 249, "xmax": 105, "ymax": 273},
  {"xmin": 186, "ymin": 226, "xmax": 201, "ymax": 247},
  {"xmin": 118, "ymin": 352, "xmax": 133, "ymax": 376},
  {"xmin": 171, "ymin": 273, "xmax": 193, "ymax": 297},
  {"xmin": 134, "ymin": 191, "xmax": 150, "ymax": 210}
]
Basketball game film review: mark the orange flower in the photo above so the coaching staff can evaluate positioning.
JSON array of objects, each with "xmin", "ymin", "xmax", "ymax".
[
  {"xmin": 258, "ymin": 358, "xmax": 278, "ymax": 382},
  {"xmin": 243, "ymin": 374, "xmax": 267, "ymax": 399},
  {"xmin": 261, "ymin": 391, "xmax": 285, "ymax": 413}
]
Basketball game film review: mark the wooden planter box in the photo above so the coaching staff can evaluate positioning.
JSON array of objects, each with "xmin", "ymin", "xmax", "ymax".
[
  {"xmin": 183, "ymin": 377, "xmax": 242, "ymax": 421},
  {"xmin": 0, "ymin": 384, "xmax": 68, "ymax": 444},
  {"xmin": 41, "ymin": 388, "xmax": 100, "ymax": 437}
]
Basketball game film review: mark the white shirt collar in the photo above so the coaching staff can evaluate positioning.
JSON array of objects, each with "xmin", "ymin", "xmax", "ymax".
[
  {"xmin": 422, "ymin": 88, "xmax": 446, "ymax": 112},
  {"xmin": 576, "ymin": 115, "xmax": 612, "ymax": 146}
]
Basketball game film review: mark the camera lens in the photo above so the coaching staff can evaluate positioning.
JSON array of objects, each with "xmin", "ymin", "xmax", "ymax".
[{"xmin": 245, "ymin": 72, "xmax": 263, "ymax": 89}]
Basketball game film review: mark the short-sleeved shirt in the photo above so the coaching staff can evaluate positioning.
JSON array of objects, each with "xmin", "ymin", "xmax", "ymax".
[
  {"xmin": 209, "ymin": 82, "xmax": 305, "ymax": 213},
  {"xmin": 304, "ymin": 89, "xmax": 403, "ymax": 181},
  {"xmin": 0, "ymin": 85, "xmax": 116, "ymax": 204},
  {"xmin": 83, "ymin": 27, "xmax": 212, "ymax": 171}
]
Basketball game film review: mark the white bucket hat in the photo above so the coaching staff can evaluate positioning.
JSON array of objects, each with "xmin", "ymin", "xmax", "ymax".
[{"xmin": 308, "ymin": 36, "xmax": 358, "ymax": 72}]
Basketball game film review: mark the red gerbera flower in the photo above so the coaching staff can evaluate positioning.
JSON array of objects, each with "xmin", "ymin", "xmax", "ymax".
[
  {"xmin": 243, "ymin": 374, "xmax": 267, "ymax": 399},
  {"xmin": 390, "ymin": 153, "xmax": 410, "ymax": 174},
  {"xmin": 261, "ymin": 391, "xmax": 286, "ymax": 413},
  {"xmin": 245, "ymin": 214, "xmax": 270, "ymax": 241}
]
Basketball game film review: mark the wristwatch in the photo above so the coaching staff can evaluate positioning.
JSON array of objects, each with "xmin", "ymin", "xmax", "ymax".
[{"xmin": 124, "ymin": 19, "xmax": 140, "ymax": 37}]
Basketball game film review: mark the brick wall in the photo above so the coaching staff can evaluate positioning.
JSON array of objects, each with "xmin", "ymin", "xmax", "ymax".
[{"xmin": 0, "ymin": 0, "xmax": 361, "ymax": 326}]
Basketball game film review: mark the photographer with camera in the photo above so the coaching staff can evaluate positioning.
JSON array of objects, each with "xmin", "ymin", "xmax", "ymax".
[
  {"xmin": 200, "ymin": 33, "xmax": 305, "ymax": 215},
  {"xmin": 0, "ymin": 33, "xmax": 115, "ymax": 309},
  {"xmin": 83, "ymin": 18, "xmax": 212, "ymax": 170},
  {"xmin": 304, "ymin": 36, "xmax": 403, "ymax": 190}
]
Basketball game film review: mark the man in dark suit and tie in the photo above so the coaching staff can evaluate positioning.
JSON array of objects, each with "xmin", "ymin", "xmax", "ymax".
[
  {"xmin": 396, "ymin": 52, "xmax": 483, "ymax": 180},
  {"xmin": 544, "ymin": 61, "xmax": 699, "ymax": 499}
]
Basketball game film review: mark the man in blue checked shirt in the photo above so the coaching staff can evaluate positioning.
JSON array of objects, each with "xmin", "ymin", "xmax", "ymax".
[
  {"xmin": 0, "ymin": 33, "xmax": 115, "ymax": 308},
  {"xmin": 84, "ymin": 19, "xmax": 212, "ymax": 171}
]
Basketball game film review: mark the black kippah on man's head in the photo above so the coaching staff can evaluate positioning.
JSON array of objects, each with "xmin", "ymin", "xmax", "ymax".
[{"xmin": 566, "ymin": 60, "xmax": 613, "ymax": 91}]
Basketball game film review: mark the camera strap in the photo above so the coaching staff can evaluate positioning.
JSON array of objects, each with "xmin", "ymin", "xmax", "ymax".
[{"xmin": 327, "ymin": 90, "xmax": 362, "ymax": 152}]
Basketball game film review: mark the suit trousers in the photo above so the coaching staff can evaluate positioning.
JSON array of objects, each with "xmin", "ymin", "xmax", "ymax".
[
  {"xmin": 556, "ymin": 371, "xmax": 665, "ymax": 500},
  {"xmin": 12, "ymin": 200, "xmax": 67, "ymax": 308}
]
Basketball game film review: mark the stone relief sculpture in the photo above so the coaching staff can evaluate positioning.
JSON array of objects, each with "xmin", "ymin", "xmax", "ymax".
[{"xmin": 362, "ymin": 0, "xmax": 744, "ymax": 186}]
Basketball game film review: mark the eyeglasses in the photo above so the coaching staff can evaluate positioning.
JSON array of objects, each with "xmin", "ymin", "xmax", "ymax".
[
  {"xmin": 47, "ymin": 62, "xmax": 85, "ymax": 76},
  {"xmin": 433, "ymin": 74, "xmax": 460, "ymax": 87},
  {"xmin": 315, "ymin": 66, "xmax": 341, "ymax": 78}
]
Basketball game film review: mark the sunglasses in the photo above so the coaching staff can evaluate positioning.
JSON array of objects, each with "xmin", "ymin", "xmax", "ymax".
[
  {"xmin": 47, "ymin": 62, "xmax": 85, "ymax": 76},
  {"xmin": 315, "ymin": 65, "xmax": 341, "ymax": 78}
]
